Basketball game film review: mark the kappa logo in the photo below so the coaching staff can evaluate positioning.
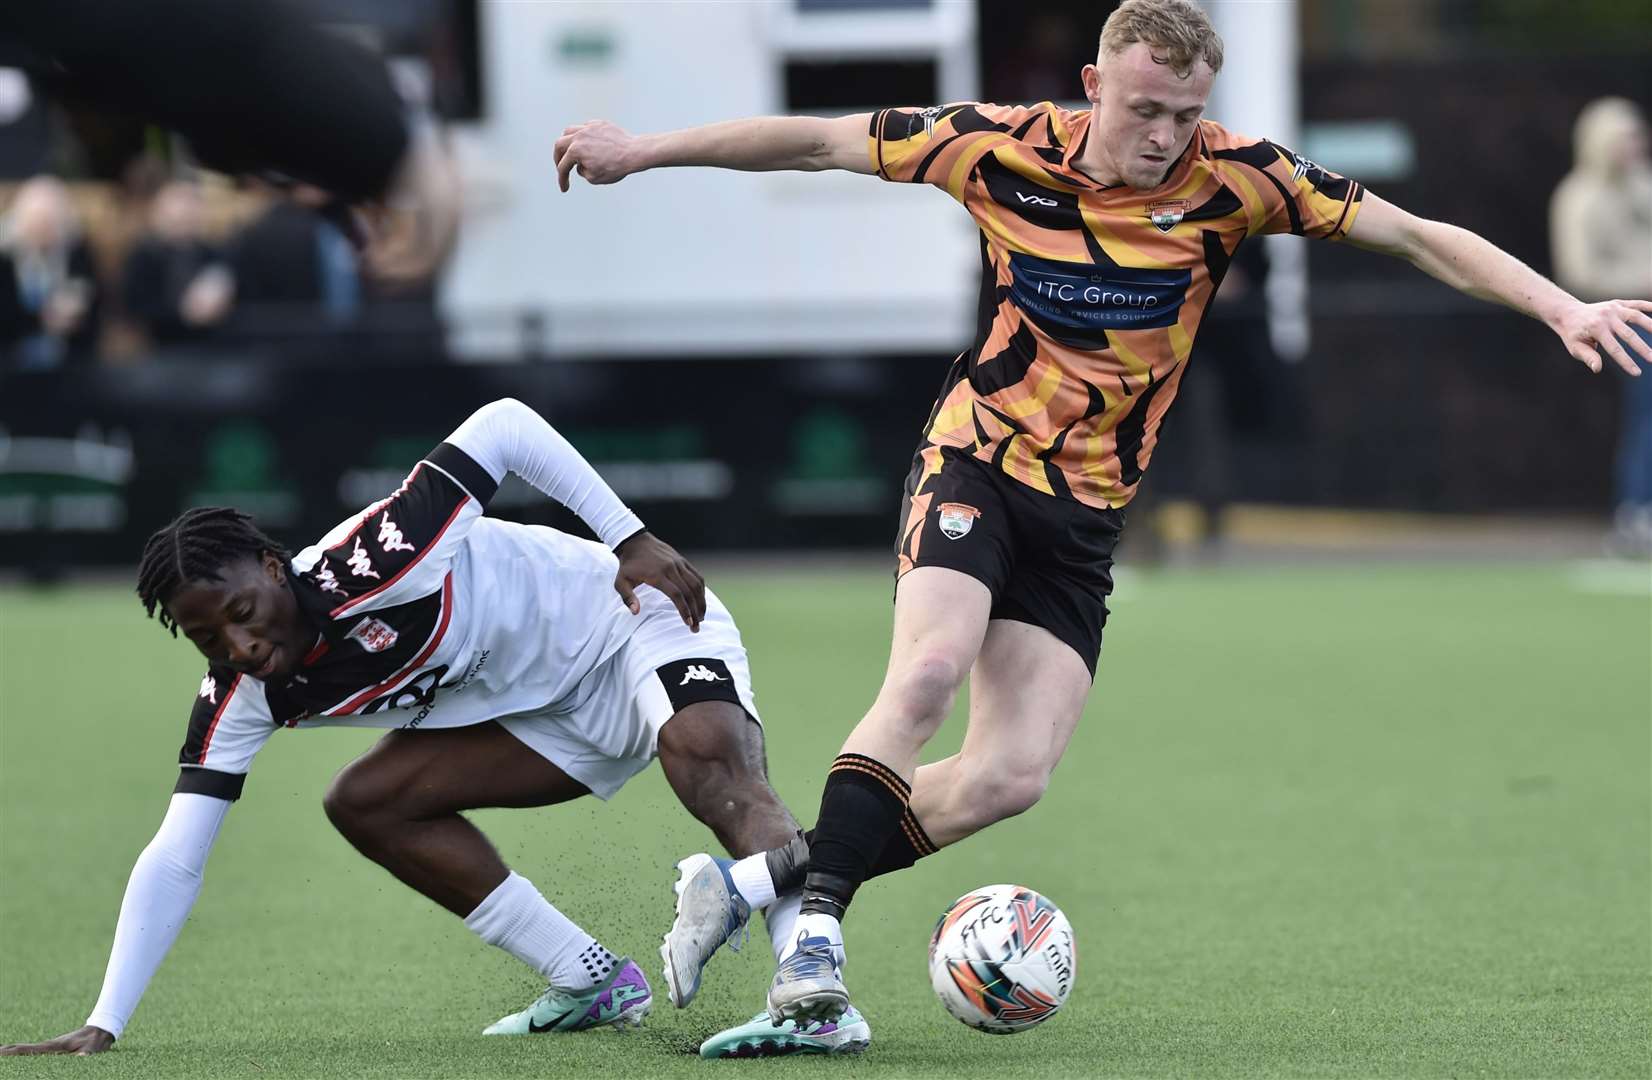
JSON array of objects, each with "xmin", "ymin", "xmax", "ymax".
[
  {"xmin": 346, "ymin": 617, "xmax": 399, "ymax": 653},
  {"xmin": 346, "ymin": 536, "xmax": 380, "ymax": 580},
  {"xmin": 917, "ymin": 104, "xmax": 945, "ymax": 135},
  {"xmin": 678, "ymin": 664, "xmax": 729, "ymax": 686},
  {"xmin": 376, "ymin": 513, "xmax": 415, "ymax": 554},
  {"xmin": 313, "ymin": 562, "xmax": 345, "ymax": 596},
  {"xmin": 937, "ymin": 502, "xmax": 980, "ymax": 540},
  {"xmin": 1016, "ymin": 191, "xmax": 1059, "ymax": 208},
  {"xmin": 1147, "ymin": 198, "xmax": 1192, "ymax": 233},
  {"xmin": 198, "ymin": 672, "xmax": 217, "ymax": 705}
]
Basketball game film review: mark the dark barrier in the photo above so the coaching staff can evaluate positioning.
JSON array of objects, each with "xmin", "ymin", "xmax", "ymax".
[
  {"xmin": 0, "ymin": 329, "xmax": 1621, "ymax": 571},
  {"xmin": 0, "ymin": 355, "xmax": 949, "ymax": 570}
]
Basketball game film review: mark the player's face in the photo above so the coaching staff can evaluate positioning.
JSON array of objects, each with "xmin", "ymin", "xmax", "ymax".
[
  {"xmin": 167, "ymin": 553, "xmax": 310, "ymax": 682},
  {"xmin": 1083, "ymin": 42, "xmax": 1214, "ymax": 190}
]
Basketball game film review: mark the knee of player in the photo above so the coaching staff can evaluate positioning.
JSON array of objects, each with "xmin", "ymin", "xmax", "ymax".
[
  {"xmin": 322, "ymin": 769, "xmax": 390, "ymax": 836},
  {"xmin": 882, "ymin": 653, "xmax": 968, "ymax": 725},
  {"xmin": 973, "ymin": 768, "xmax": 1050, "ymax": 823}
]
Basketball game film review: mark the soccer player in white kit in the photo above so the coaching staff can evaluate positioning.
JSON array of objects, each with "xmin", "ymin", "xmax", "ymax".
[{"xmin": 0, "ymin": 398, "xmax": 870, "ymax": 1059}]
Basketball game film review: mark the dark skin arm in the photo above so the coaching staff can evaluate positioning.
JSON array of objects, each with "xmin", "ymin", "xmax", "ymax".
[
  {"xmin": 0, "ymin": 1025, "xmax": 115, "ymax": 1056},
  {"xmin": 613, "ymin": 530, "xmax": 706, "ymax": 631}
]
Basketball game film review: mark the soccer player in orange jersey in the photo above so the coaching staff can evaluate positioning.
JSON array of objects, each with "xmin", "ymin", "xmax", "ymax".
[{"xmin": 555, "ymin": 0, "xmax": 1652, "ymax": 1049}]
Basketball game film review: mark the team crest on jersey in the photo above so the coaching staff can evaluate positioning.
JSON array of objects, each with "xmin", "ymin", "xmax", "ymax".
[
  {"xmin": 1147, "ymin": 198, "xmax": 1192, "ymax": 233},
  {"xmin": 937, "ymin": 502, "xmax": 980, "ymax": 540},
  {"xmin": 346, "ymin": 617, "xmax": 400, "ymax": 653}
]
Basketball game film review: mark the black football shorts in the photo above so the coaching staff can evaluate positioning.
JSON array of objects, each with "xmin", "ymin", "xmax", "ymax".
[{"xmin": 894, "ymin": 444, "xmax": 1125, "ymax": 677}]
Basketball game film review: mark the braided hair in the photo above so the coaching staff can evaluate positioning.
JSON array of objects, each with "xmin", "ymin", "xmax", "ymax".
[{"xmin": 136, "ymin": 507, "xmax": 291, "ymax": 635}]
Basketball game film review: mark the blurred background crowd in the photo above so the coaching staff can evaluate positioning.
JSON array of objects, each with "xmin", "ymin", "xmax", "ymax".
[
  {"xmin": 0, "ymin": 0, "xmax": 1647, "ymax": 573},
  {"xmin": 0, "ymin": 170, "xmax": 444, "ymax": 367}
]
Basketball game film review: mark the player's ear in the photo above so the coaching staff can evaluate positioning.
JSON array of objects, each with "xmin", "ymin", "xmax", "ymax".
[
  {"xmin": 263, "ymin": 551, "xmax": 287, "ymax": 585},
  {"xmin": 1082, "ymin": 63, "xmax": 1102, "ymax": 104}
]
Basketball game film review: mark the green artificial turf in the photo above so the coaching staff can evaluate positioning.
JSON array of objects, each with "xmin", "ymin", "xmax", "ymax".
[{"xmin": 1, "ymin": 561, "xmax": 1647, "ymax": 1077}]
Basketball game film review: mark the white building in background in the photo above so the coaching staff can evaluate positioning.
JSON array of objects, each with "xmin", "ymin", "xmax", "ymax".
[
  {"xmin": 444, "ymin": 0, "xmax": 980, "ymax": 359},
  {"xmin": 442, "ymin": 0, "xmax": 1304, "ymax": 362}
]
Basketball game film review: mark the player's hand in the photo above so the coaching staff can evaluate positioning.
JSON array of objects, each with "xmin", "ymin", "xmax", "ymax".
[
  {"xmin": 554, "ymin": 120, "xmax": 641, "ymax": 192},
  {"xmin": 1553, "ymin": 298, "xmax": 1652, "ymax": 375},
  {"xmin": 0, "ymin": 1025, "xmax": 115, "ymax": 1056},
  {"xmin": 613, "ymin": 531, "xmax": 706, "ymax": 632}
]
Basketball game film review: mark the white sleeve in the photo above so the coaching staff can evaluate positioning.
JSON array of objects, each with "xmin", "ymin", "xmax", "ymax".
[
  {"xmin": 444, "ymin": 398, "xmax": 646, "ymax": 549},
  {"xmin": 83, "ymin": 793, "xmax": 231, "ymax": 1039}
]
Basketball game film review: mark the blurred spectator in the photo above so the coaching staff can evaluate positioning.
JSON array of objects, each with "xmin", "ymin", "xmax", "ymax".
[
  {"xmin": 1125, "ymin": 243, "xmax": 1280, "ymax": 562},
  {"xmin": 0, "ymin": 0, "xmax": 459, "ymax": 284},
  {"xmin": 0, "ymin": 175, "xmax": 99, "ymax": 368},
  {"xmin": 1185, "ymin": 242, "xmax": 1277, "ymax": 553},
  {"xmin": 1550, "ymin": 98, "xmax": 1652, "ymax": 556},
  {"xmin": 230, "ymin": 186, "xmax": 361, "ymax": 341},
  {"xmin": 121, "ymin": 178, "xmax": 233, "ymax": 348}
]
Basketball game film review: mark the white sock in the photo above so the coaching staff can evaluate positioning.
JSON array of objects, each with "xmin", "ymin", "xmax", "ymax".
[
  {"xmin": 763, "ymin": 892, "xmax": 802, "ymax": 964},
  {"xmin": 463, "ymin": 872, "xmax": 617, "ymax": 991},
  {"xmin": 788, "ymin": 911, "xmax": 846, "ymax": 969},
  {"xmin": 728, "ymin": 852, "xmax": 779, "ymax": 910}
]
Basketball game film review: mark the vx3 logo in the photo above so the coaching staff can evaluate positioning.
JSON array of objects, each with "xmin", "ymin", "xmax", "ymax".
[{"xmin": 1016, "ymin": 191, "xmax": 1059, "ymax": 208}]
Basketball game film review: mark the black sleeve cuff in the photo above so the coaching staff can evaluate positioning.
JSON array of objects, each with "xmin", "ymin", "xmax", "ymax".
[
  {"xmin": 175, "ymin": 767, "xmax": 246, "ymax": 801},
  {"xmin": 429, "ymin": 442, "xmax": 500, "ymax": 507}
]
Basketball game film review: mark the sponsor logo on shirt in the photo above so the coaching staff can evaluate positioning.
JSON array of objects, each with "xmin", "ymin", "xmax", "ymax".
[
  {"xmin": 453, "ymin": 650, "xmax": 489, "ymax": 692},
  {"xmin": 1007, "ymin": 252, "xmax": 1192, "ymax": 345},
  {"xmin": 360, "ymin": 664, "xmax": 452, "ymax": 728}
]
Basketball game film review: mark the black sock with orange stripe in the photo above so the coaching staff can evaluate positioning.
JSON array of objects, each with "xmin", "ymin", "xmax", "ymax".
[
  {"xmin": 800, "ymin": 753, "xmax": 910, "ymax": 920},
  {"xmin": 768, "ymin": 809, "xmax": 938, "ymax": 894}
]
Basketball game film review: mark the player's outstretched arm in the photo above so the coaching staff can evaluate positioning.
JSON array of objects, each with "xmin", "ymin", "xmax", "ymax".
[
  {"xmin": 0, "ymin": 793, "xmax": 232, "ymax": 1055},
  {"xmin": 1345, "ymin": 193, "xmax": 1652, "ymax": 375},
  {"xmin": 444, "ymin": 398, "xmax": 707, "ymax": 629},
  {"xmin": 553, "ymin": 113, "xmax": 875, "ymax": 191}
]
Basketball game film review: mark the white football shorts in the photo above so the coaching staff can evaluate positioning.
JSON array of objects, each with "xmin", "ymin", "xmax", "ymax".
[{"xmin": 497, "ymin": 583, "xmax": 760, "ymax": 798}]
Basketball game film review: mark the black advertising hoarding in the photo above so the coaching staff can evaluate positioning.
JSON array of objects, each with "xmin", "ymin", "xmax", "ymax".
[
  {"xmin": 0, "ymin": 334, "xmax": 1619, "ymax": 572},
  {"xmin": 0, "ymin": 356, "xmax": 944, "ymax": 571}
]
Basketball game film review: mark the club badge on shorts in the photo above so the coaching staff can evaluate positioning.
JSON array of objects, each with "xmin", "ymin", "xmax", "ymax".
[{"xmin": 937, "ymin": 502, "xmax": 980, "ymax": 540}]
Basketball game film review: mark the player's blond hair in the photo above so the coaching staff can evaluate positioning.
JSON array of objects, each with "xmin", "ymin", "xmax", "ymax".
[{"xmin": 1099, "ymin": 0, "xmax": 1224, "ymax": 78}]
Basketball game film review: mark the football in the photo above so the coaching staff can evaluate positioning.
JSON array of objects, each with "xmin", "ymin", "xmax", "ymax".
[{"xmin": 927, "ymin": 884, "xmax": 1077, "ymax": 1034}]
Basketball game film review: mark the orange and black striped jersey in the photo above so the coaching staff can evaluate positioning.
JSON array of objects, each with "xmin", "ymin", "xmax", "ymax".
[{"xmin": 868, "ymin": 102, "xmax": 1364, "ymax": 509}]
